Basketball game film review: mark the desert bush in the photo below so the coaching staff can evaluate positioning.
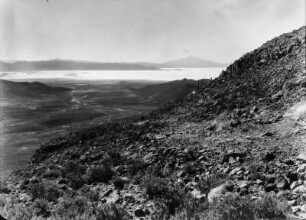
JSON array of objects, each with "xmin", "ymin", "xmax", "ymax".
[
  {"xmin": 54, "ymin": 196, "xmax": 128, "ymax": 220},
  {"xmin": 207, "ymin": 194, "xmax": 255, "ymax": 220},
  {"xmin": 28, "ymin": 182, "xmax": 63, "ymax": 202},
  {"xmin": 32, "ymin": 198, "xmax": 51, "ymax": 218},
  {"xmin": 144, "ymin": 175, "xmax": 185, "ymax": 214},
  {"xmin": 126, "ymin": 159, "xmax": 147, "ymax": 177},
  {"xmin": 42, "ymin": 169, "xmax": 61, "ymax": 179},
  {"xmin": 0, "ymin": 195, "xmax": 34, "ymax": 220},
  {"xmin": 254, "ymin": 193, "xmax": 290, "ymax": 219},
  {"xmin": 95, "ymin": 203, "xmax": 130, "ymax": 220},
  {"xmin": 144, "ymin": 175, "xmax": 170, "ymax": 199},
  {"xmin": 83, "ymin": 188, "xmax": 100, "ymax": 202},
  {"xmin": 62, "ymin": 161, "xmax": 87, "ymax": 177},
  {"xmin": 0, "ymin": 181, "xmax": 10, "ymax": 194},
  {"xmin": 85, "ymin": 165, "xmax": 114, "ymax": 184},
  {"xmin": 152, "ymin": 193, "xmax": 209, "ymax": 220}
]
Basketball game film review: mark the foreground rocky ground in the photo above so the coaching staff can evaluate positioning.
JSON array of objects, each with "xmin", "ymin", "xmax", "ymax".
[{"xmin": 0, "ymin": 26, "xmax": 305, "ymax": 220}]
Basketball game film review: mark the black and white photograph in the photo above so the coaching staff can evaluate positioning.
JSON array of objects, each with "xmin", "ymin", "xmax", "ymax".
[{"xmin": 0, "ymin": 0, "xmax": 305, "ymax": 219}]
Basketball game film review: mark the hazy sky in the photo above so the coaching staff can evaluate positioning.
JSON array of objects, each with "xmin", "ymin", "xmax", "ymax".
[{"xmin": 0, "ymin": 0, "xmax": 305, "ymax": 63}]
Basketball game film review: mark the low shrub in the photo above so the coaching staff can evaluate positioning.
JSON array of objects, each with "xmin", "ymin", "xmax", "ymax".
[
  {"xmin": 62, "ymin": 161, "xmax": 87, "ymax": 177},
  {"xmin": 0, "ymin": 182, "xmax": 10, "ymax": 194},
  {"xmin": 42, "ymin": 169, "xmax": 61, "ymax": 179},
  {"xmin": 85, "ymin": 165, "xmax": 114, "ymax": 184},
  {"xmin": 254, "ymin": 193, "xmax": 290, "ymax": 219},
  {"xmin": 127, "ymin": 159, "xmax": 147, "ymax": 177},
  {"xmin": 207, "ymin": 194, "xmax": 255, "ymax": 220},
  {"xmin": 28, "ymin": 182, "xmax": 63, "ymax": 202},
  {"xmin": 32, "ymin": 198, "xmax": 51, "ymax": 218},
  {"xmin": 144, "ymin": 175, "xmax": 185, "ymax": 214}
]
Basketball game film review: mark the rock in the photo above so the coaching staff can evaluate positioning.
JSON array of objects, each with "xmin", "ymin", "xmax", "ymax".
[
  {"xmin": 224, "ymin": 181, "xmax": 234, "ymax": 191},
  {"xmin": 256, "ymin": 179, "xmax": 264, "ymax": 185},
  {"xmin": 290, "ymin": 181, "xmax": 301, "ymax": 190},
  {"xmin": 263, "ymin": 152, "xmax": 276, "ymax": 162},
  {"xmin": 57, "ymin": 179, "xmax": 68, "ymax": 185},
  {"xmin": 134, "ymin": 208, "xmax": 146, "ymax": 217},
  {"xmin": 281, "ymin": 159, "xmax": 294, "ymax": 165},
  {"xmin": 103, "ymin": 189, "xmax": 113, "ymax": 197},
  {"xmin": 298, "ymin": 164, "xmax": 306, "ymax": 173},
  {"xmin": 143, "ymin": 152, "xmax": 154, "ymax": 164},
  {"xmin": 29, "ymin": 177, "xmax": 40, "ymax": 184},
  {"xmin": 271, "ymin": 91, "xmax": 283, "ymax": 100},
  {"xmin": 222, "ymin": 152, "xmax": 246, "ymax": 163},
  {"xmin": 113, "ymin": 178, "xmax": 125, "ymax": 190},
  {"xmin": 223, "ymin": 166, "xmax": 230, "ymax": 174},
  {"xmin": 208, "ymin": 184, "xmax": 228, "ymax": 203},
  {"xmin": 265, "ymin": 183, "xmax": 276, "ymax": 192},
  {"xmin": 293, "ymin": 185, "xmax": 306, "ymax": 193},
  {"xmin": 237, "ymin": 180, "xmax": 250, "ymax": 189},
  {"xmin": 261, "ymin": 131, "xmax": 274, "ymax": 137},
  {"xmin": 265, "ymin": 174, "xmax": 276, "ymax": 183},
  {"xmin": 19, "ymin": 193, "xmax": 31, "ymax": 202},
  {"xmin": 228, "ymin": 157, "xmax": 236, "ymax": 164},
  {"xmin": 288, "ymin": 200, "xmax": 297, "ymax": 206},
  {"xmin": 287, "ymin": 172, "xmax": 298, "ymax": 182},
  {"xmin": 229, "ymin": 167, "xmax": 241, "ymax": 176},
  {"xmin": 297, "ymin": 152, "xmax": 306, "ymax": 163},
  {"xmin": 276, "ymin": 179, "xmax": 288, "ymax": 189},
  {"xmin": 190, "ymin": 188, "xmax": 206, "ymax": 199}
]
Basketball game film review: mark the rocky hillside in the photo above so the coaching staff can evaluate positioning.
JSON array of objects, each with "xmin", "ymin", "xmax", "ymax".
[
  {"xmin": 0, "ymin": 26, "xmax": 305, "ymax": 220},
  {"xmin": 136, "ymin": 78, "xmax": 210, "ymax": 105}
]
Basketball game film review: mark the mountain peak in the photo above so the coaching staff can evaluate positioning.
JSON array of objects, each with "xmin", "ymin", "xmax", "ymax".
[{"xmin": 161, "ymin": 56, "xmax": 227, "ymax": 68}]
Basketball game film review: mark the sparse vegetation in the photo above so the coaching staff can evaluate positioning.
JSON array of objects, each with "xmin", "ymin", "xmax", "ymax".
[{"xmin": 84, "ymin": 165, "xmax": 114, "ymax": 184}]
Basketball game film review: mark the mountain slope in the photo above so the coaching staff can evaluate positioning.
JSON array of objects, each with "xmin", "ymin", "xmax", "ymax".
[
  {"xmin": 136, "ymin": 78, "xmax": 210, "ymax": 104},
  {"xmin": 1, "ymin": 26, "xmax": 306, "ymax": 219},
  {"xmin": 153, "ymin": 26, "xmax": 305, "ymax": 122}
]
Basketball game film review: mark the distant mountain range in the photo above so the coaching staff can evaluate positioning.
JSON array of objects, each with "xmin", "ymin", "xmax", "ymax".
[
  {"xmin": 0, "ymin": 60, "xmax": 158, "ymax": 71},
  {"xmin": 0, "ymin": 56, "xmax": 226, "ymax": 71},
  {"xmin": 139, "ymin": 56, "xmax": 227, "ymax": 68}
]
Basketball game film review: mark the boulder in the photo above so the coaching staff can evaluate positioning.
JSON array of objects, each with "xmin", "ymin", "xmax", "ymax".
[
  {"xmin": 190, "ymin": 188, "xmax": 206, "ymax": 199},
  {"xmin": 207, "ymin": 182, "xmax": 233, "ymax": 203},
  {"xmin": 297, "ymin": 152, "xmax": 306, "ymax": 163},
  {"xmin": 143, "ymin": 152, "xmax": 154, "ymax": 164},
  {"xmin": 276, "ymin": 179, "xmax": 288, "ymax": 189},
  {"xmin": 293, "ymin": 185, "xmax": 306, "ymax": 193},
  {"xmin": 208, "ymin": 184, "xmax": 226, "ymax": 203}
]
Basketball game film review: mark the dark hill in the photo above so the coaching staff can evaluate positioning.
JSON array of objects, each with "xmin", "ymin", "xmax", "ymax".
[
  {"xmin": 0, "ymin": 79, "xmax": 71, "ymax": 98},
  {"xmin": 3, "ymin": 26, "xmax": 306, "ymax": 219}
]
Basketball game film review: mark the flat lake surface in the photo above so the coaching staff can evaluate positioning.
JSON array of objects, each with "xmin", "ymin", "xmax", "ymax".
[{"xmin": 0, "ymin": 68, "xmax": 223, "ymax": 81}]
